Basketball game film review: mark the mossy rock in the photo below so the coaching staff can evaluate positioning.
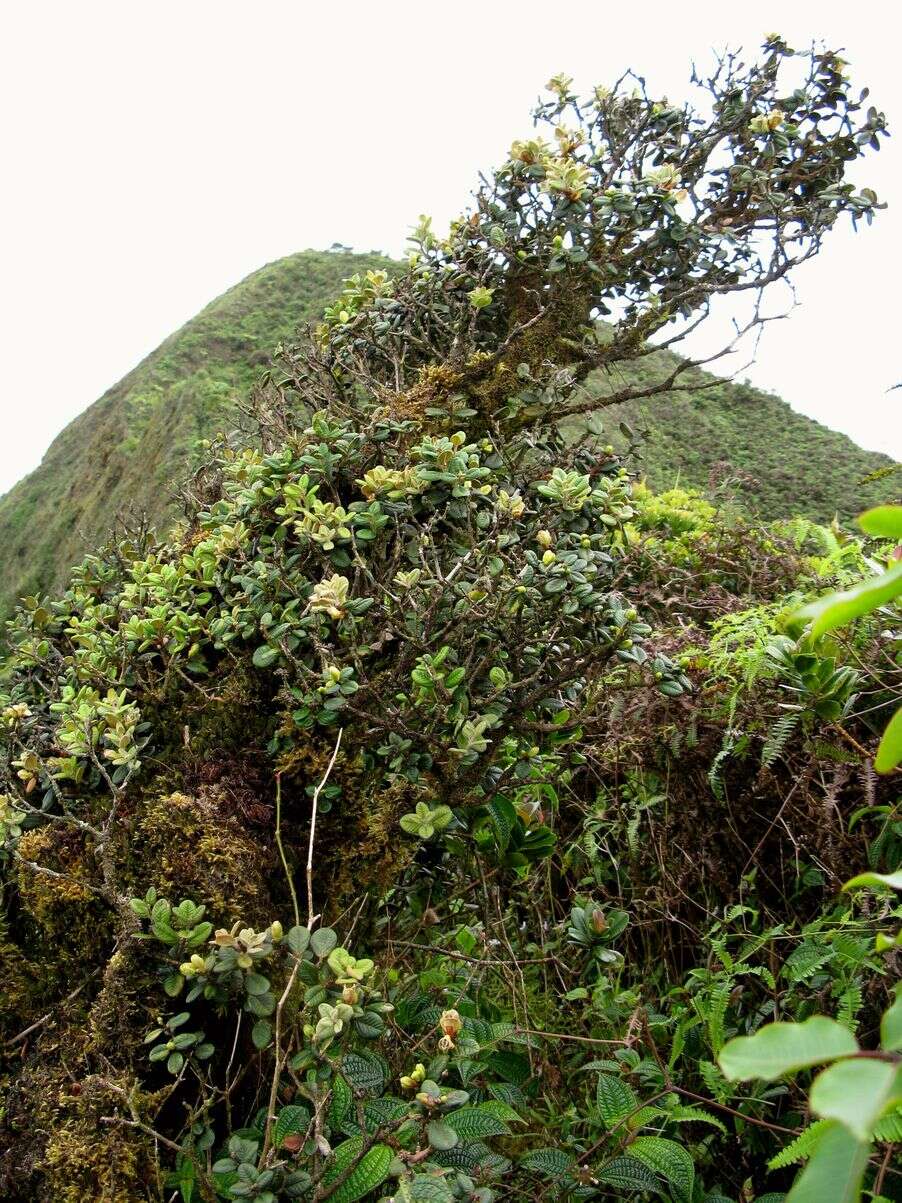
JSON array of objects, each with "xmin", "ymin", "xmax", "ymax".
[{"xmin": 129, "ymin": 790, "xmax": 273, "ymax": 925}]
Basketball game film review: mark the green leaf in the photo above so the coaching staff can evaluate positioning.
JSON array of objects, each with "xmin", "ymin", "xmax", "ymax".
[
  {"xmin": 519, "ymin": 1147, "xmax": 575, "ymax": 1176},
  {"xmin": 311, "ymin": 927, "xmax": 338, "ymax": 957},
  {"xmin": 403, "ymin": 1176, "xmax": 455, "ymax": 1202},
  {"xmin": 324, "ymin": 1141, "xmax": 393, "ymax": 1203},
  {"xmin": 719, "ymin": 1018, "xmax": 858, "ymax": 1081},
  {"xmin": 487, "ymin": 796, "xmax": 516, "ymax": 852},
  {"xmin": 595, "ymin": 1072, "xmax": 639, "ymax": 1127},
  {"xmin": 251, "ymin": 1020, "xmax": 272, "ymax": 1049},
  {"xmin": 858, "ymin": 504, "xmax": 902, "ymax": 540},
  {"xmin": 882, "ymin": 988, "xmax": 902, "ymax": 1052},
  {"xmin": 785, "ymin": 1121, "xmax": 869, "ymax": 1203},
  {"xmin": 597, "ymin": 1155, "xmax": 667, "ymax": 1197},
  {"xmin": 245, "ymin": 972, "xmax": 271, "ymax": 996},
  {"xmin": 810, "ymin": 1059, "xmax": 902, "ymax": 1140},
  {"xmin": 792, "ymin": 561, "xmax": 902, "ymax": 640},
  {"xmin": 874, "ymin": 705, "xmax": 902, "ymax": 773},
  {"xmin": 252, "ymin": 644, "xmax": 280, "ymax": 668},
  {"xmin": 843, "ymin": 869, "xmax": 902, "ymax": 892},
  {"xmin": 444, "ymin": 1106, "xmax": 510, "ymax": 1140},
  {"xmin": 427, "ymin": 1120, "xmax": 458, "ymax": 1151},
  {"xmin": 329, "ymin": 1074, "xmax": 353, "ymax": 1129},
  {"xmin": 769, "ymin": 1120, "xmax": 833, "ymax": 1170},
  {"xmin": 627, "ymin": 1135, "xmax": 694, "ymax": 1203},
  {"xmin": 274, "ymin": 1104, "xmax": 311, "ymax": 1148},
  {"xmin": 341, "ymin": 1050, "xmax": 386, "ymax": 1095},
  {"xmin": 286, "ymin": 925, "xmax": 310, "ymax": 954}
]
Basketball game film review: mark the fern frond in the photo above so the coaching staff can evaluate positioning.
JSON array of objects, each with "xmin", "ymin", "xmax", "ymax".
[
  {"xmin": 768, "ymin": 1119, "xmax": 831, "ymax": 1169},
  {"xmin": 761, "ymin": 710, "xmax": 799, "ymax": 769}
]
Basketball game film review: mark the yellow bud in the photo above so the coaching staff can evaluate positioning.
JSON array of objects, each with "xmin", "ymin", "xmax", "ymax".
[
  {"xmin": 537, "ymin": 529, "xmax": 553, "ymax": 548},
  {"xmin": 179, "ymin": 962, "xmax": 195, "ymax": 977},
  {"xmin": 270, "ymin": 920, "xmax": 284, "ymax": 942},
  {"xmin": 190, "ymin": 954, "xmax": 206, "ymax": 972},
  {"xmin": 542, "ymin": 550, "xmax": 556, "ymax": 566}
]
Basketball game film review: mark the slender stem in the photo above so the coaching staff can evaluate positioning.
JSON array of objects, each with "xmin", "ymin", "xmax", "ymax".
[
  {"xmin": 307, "ymin": 728, "xmax": 343, "ymax": 929},
  {"xmin": 274, "ymin": 772, "xmax": 300, "ymax": 927}
]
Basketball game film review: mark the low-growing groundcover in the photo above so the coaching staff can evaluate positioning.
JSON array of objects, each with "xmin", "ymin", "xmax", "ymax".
[{"xmin": 1, "ymin": 37, "xmax": 900, "ymax": 1203}]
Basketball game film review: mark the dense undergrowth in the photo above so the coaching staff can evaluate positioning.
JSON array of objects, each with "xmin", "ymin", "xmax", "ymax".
[
  {"xmin": 1, "ymin": 37, "xmax": 900, "ymax": 1203},
  {"xmin": 0, "ymin": 260, "xmax": 896, "ymax": 625}
]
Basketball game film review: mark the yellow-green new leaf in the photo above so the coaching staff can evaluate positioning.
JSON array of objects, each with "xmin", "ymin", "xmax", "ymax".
[
  {"xmin": 719, "ymin": 1017, "xmax": 858, "ymax": 1082},
  {"xmin": 858, "ymin": 504, "xmax": 902, "ymax": 540},
  {"xmin": 810, "ymin": 1059, "xmax": 902, "ymax": 1140},
  {"xmin": 874, "ymin": 705, "xmax": 902, "ymax": 773},
  {"xmin": 843, "ymin": 869, "xmax": 902, "ymax": 892},
  {"xmin": 791, "ymin": 561, "xmax": 902, "ymax": 640},
  {"xmin": 786, "ymin": 1121, "xmax": 869, "ymax": 1203},
  {"xmin": 882, "ymin": 988, "xmax": 902, "ymax": 1053}
]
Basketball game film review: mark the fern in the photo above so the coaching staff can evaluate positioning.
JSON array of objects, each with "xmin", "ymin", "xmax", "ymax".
[
  {"xmin": 703, "ymin": 978, "xmax": 732, "ymax": 1053},
  {"xmin": 761, "ymin": 710, "xmax": 800, "ymax": 769},
  {"xmin": 708, "ymin": 737, "xmax": 735, "ymax": 801},
  {"xmin": 873, "ymin": 1105, "xmax": 902, "ymax": 1143},
  {"xmin": 768, "ymin": 1120, "xmax": 831, "ymax": 1169},
  {"xmin": 835, "ymin": 983, "xmax": 863, "ymax": 1031},
  {"xmin": 698, "ymin": 1060, "xmax": 730, "ymax": 1104},
  {"xmin": 782, "ymin": 940, "xmax": 835, "ymax": 984},
  {"xmin": 662, "ymin": 1104, "xmax": 727, "ymax": 1134}
]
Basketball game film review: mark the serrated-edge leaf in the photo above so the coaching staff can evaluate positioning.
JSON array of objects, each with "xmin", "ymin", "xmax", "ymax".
[
  {"xmin": 627, "ymin": 1135, "xmax": 694, "ymax": 1203},
  {"xmin": 327, "ymin": 1142, "xmax": 393, "ymax": 1203},
  {"xmin": 329, "ymin": 1074, "xmax": 353, "ymax": 1128},
  {"xmin": 595, "ymin": 1072, "xmax": 639, "ymax": 1128},
  {"xmin": 274, "ymin": 1104, "xmax": 311, "ymax": 1148},
  {"xmin": 444, "ymin": 1106, "xmax": 510, "ymax": 1140},
  {"xmin": 597, "ymin": 1155, "xmax": 666, "ymax": 1197},
  {"xmin": 519, "ymin": 1147, "xmax": 575, "ymax": 1176}
]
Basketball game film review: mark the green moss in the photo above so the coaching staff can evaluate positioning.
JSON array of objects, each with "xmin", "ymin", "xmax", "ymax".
[
  {"xmin": 132, "ymin": 791, "xmax": 272, "ymax": 924},
  {"xmin": 39, "ymin": 1074, "xmax": 157, "ymax": 1203}
]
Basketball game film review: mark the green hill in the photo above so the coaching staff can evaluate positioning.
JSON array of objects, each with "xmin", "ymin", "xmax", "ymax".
[{"xmin": 0, "ymin": 248, "xmax": 893, "ymax": 618}]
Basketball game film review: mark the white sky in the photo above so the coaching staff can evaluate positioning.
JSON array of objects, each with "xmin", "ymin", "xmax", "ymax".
[{"xmin": 0, "ymin": 1, "xmax": 899, "ymax": 499}]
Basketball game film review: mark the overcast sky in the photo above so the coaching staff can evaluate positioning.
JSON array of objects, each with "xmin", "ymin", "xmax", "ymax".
[{"xmin": 0, "ymin": 1, "xmax": 898, "ymax": 498}]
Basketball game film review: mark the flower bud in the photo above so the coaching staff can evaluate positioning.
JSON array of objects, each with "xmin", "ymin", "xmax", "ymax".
[
  {"xmin": 537, "ymin": 529, "xmax": 553, "ymax": 548},
  {"xmin": 542, "ymin": 550, "xmax": 556, "ymax": 566},
  {"xmin": 270, "ymin": 920, "xmax": 284, "ymax": 943},
  {"xmin": 179, "ymin": 961, "xmax": 195, "ymax": 977}
]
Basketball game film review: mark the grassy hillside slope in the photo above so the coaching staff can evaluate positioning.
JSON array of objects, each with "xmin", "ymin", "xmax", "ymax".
[
  {"xmin": 0, "ymin": 251, "xmax": 392, "ymax": 613},
  {"xmin": 0, "ymin": 249, "xmax": 894, "ymax": 616}
]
